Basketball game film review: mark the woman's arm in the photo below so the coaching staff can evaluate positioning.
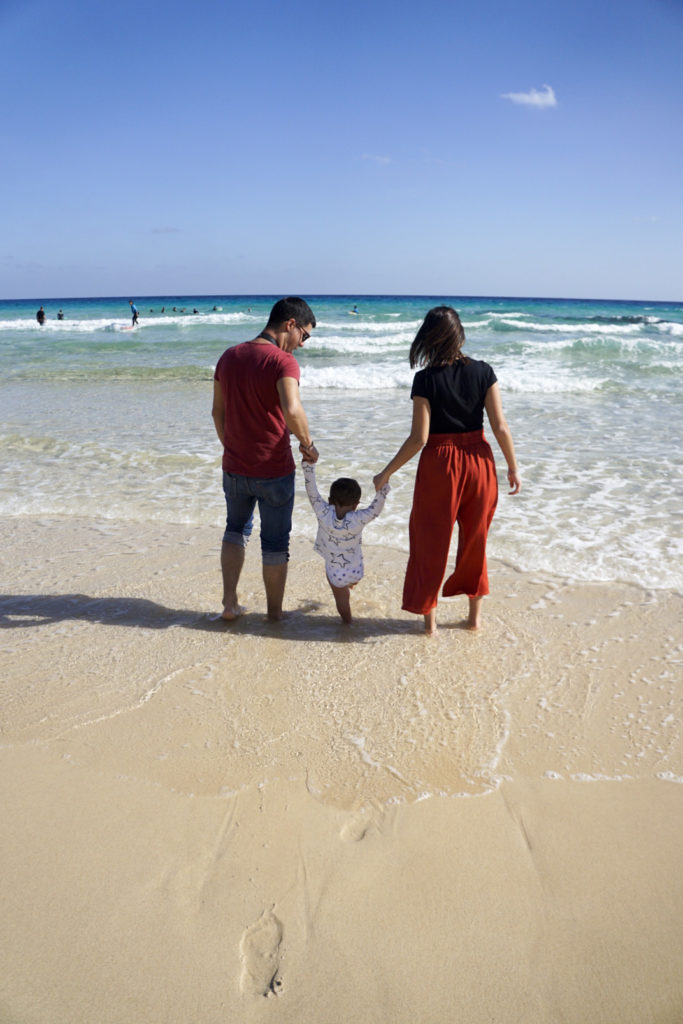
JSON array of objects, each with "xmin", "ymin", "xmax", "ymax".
[
  {"xmin": 484, "ymin": 383, "xmax": 521, "ymax": 494},
  {"xmin": 373, "ymin": 397, "xmax": 430, "ymax": 491}
]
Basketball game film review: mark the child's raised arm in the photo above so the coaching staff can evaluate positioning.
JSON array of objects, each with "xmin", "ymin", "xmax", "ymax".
[
  {"xmin": 302, "ymin": 461, "xmax": 328, "ymax": 519},
  {"xmin": 355, "ymin": 482, "xmax": 390, "ymax": 526}
]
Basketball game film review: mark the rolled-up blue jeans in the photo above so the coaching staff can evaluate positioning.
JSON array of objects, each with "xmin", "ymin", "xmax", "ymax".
[{"xmin": 222, "ymin": 471, "xmax": 295, "ymax": 565}]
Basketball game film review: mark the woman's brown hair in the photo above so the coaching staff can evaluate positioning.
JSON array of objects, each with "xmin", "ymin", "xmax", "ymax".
[{"xmin": 409, "ymin": 306, "xmax": 467, "ymax": 368}]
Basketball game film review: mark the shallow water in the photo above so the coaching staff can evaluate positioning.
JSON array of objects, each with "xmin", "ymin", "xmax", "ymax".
[{"xmin": 1, "ymin": 293, "xmax": 682, "ymax": 590}]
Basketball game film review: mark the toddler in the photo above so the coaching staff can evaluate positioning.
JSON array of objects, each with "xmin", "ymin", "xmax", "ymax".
[{"xmin": 302, "ymin": 461, "xmax": 390, "ymax": 623}]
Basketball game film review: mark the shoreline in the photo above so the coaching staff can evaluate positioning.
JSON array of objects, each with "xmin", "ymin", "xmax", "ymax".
[
  {"xmin": 3, "ymin": 506, "xmax": 681, "ymax": 598},
  {"xmin": 2, "ymin": 514, "xmax": 681, "ymax": 798},
  {"xmin": 1, "ymin": 515, "xmax": 681, "ymax": 1022}
]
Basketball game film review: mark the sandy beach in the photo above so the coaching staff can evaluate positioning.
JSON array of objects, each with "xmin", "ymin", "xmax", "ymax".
[{"xmin": 1, "ymin": 515, "xmax": 682, "ymax": 1023}]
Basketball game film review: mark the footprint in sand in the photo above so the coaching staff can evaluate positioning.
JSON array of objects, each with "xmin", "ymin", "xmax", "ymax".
[
  {"xmin": 239, "ymin": 911, "xmax": 283, "ymax": 996},
  {"xmin": 340, "ymin": 801, "xmax": 384, "ymax": 842}
]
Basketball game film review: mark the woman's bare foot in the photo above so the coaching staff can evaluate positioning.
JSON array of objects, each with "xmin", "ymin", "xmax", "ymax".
[
  {"xmin": 423, "ymin": 609, "xmax": 437, "ymax": 635},
  {"xmin": 465, "ymin": 596, "xmax": 483, "ymax": 630}
]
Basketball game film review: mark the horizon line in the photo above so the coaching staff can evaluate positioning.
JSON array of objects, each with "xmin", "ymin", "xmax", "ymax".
[{"xmin": 2, "ymin": 292, "xmax": 682, "ymax": 306}]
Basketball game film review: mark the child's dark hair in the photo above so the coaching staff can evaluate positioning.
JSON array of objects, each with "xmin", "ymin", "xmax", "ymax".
[{"xmin": 329, "ymin": 477, "xmax": 361, "ymax": 506}]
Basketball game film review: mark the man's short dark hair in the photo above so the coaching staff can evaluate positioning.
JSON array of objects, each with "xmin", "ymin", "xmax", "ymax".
[
  {"xmin": 266, "ymin": 297, "xmax": 316, "ymax": 329},
  {"xmin": 329, "ymin": 478, "xmax": 361, "ymax": 507}
]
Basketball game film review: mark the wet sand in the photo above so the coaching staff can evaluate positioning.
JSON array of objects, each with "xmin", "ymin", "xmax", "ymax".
[{"xmin": 1, "ymin": 516, "xmax": 682, "ymax": 1023}]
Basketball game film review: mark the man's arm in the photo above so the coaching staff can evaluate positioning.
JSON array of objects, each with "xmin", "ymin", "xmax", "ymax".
[
  {"xmin": 276, "ymin": 376, "xmax": 319, "ymax": 463},
  {"xmin": 211, "ymin": 379, "xmax": 225, "ymax": 446}
]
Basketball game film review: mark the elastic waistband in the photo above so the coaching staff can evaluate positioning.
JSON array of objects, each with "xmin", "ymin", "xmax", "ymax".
[{"xmin": 425, "ymin": 430, "xmax": 486, "ymax": 448}]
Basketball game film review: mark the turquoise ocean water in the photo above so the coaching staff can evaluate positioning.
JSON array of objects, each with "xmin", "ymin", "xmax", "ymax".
[{"xmin": 1, "ymin": 294, "xmax": 681, "ymax": 591}]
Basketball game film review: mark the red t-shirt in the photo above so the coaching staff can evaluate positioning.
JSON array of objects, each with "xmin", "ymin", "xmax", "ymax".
[{"xmin": 214, "ymin": 341, "xmax": 300, "ymax": 477}]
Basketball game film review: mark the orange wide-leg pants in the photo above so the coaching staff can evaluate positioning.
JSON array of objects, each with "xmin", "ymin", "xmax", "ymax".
[{"xmin": 402, "ymin": 430, "xmax": 498, "ymax": 615}]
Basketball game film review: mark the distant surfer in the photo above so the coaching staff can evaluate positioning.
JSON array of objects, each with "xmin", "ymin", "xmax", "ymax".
[
  {"xmin": 36, "ymin": 306, "xmax": 45, "ymax": 325},
  {"xmin": 57, "ymin": 310, "xmax": 64, "ymax": 320},
  {"xmin": 129, "ymin": 300, "xmax": 139, "ymax": 326},
  {"xmin": 349, "ymin": 305, "xmax": 359, "ymax": 315}
]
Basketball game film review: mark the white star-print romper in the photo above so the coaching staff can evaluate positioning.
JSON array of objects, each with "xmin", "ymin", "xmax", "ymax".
[{"xmin": 302, "ymin": 463, "xmax": 390, "ymax": 587}]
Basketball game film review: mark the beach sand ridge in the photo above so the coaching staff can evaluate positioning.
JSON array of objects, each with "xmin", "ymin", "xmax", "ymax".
[{"xmin": 1, "ymin": 515, "xmax": 681, "ymax": 1023}]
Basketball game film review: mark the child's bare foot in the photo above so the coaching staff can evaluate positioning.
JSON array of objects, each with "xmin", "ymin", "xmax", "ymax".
[
  {"xmin": 329, "ymin": 580, "xmax": 353, "ymax": 624},
  {"xmin": 336, "ymin": 603, "xmax": 352, "ymax": 624}
]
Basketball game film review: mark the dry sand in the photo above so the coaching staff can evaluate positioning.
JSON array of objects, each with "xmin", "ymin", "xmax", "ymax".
[{"xmin": 1, "ymin": 515, "xmax": 682, "ymax": 1023}]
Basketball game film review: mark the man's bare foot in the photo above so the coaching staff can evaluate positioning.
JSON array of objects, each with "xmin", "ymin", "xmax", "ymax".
[
  {"xmin": 264, "ymin": 606, "xmax": 294, "ymax": 622},
  {"xmin": 221, "ymin": 603, "xmax": 244, "ymax": 621},
  {"xmin": 207, "ymin": 606, "xmax": 244, "ymax": 623}
]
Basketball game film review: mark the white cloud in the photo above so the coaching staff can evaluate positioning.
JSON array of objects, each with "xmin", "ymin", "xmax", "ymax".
[
  {"xmin": 501, "ymin": 84, "xmax": 557, "ymax": 108},
  {"xmin": 361, "ymin": 154, "xmax": 392, "ymax": 165}
]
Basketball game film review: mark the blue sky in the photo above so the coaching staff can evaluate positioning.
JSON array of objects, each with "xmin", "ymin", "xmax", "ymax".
[{"xmin": 2, "ymin": 0, "xmax": 682, "ymax": 300}]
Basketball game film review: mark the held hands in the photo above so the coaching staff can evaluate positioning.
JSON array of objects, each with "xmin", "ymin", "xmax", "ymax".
[
  {"xmin": 508, "ymin": 468, "xmax": 521, "ymax": 495},
  {"xmin": 373, "ymin": 470, "xmax": 390, "ymax": 492},
  {"xmin": 299, "ymin": 441, "xmax": 319, "ymax": 464}
]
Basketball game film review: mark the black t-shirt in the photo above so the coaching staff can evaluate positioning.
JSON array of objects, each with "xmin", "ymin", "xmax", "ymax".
[{"xmin": 410, "ymin": 359, "xmax": 497, "ymax": 433}]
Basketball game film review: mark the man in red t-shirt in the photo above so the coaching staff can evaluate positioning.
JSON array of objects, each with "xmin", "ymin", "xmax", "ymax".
[{"xmin": 212, "ymin": 297, "xmax": 319, "ymax": 621}]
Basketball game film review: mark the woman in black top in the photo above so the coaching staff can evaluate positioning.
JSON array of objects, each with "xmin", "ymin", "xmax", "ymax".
[{"xmin": 374, "ymin": 306, "xmax": 520, "ymax": 634}]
